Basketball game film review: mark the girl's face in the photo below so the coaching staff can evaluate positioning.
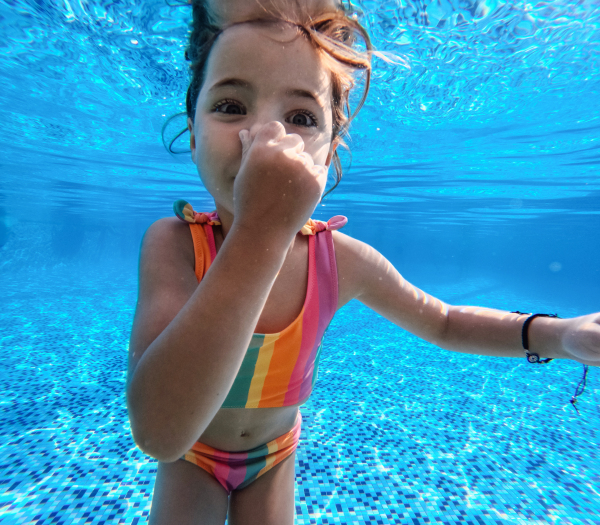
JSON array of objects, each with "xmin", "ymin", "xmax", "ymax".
[{"xmin": 188, "ymin": 22, "xmax": 335, "ymax": 214}]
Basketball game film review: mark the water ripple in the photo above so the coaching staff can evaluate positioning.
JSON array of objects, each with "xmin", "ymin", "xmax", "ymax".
[{"xmin": 0, "ymin": 0, "xmax": 599, "ymax": 226}]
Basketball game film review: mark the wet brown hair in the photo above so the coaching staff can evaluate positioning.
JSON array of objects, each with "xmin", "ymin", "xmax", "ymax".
[{"xmin": 181, "ymin": 1, "xmax": 372, "ymax": 194}]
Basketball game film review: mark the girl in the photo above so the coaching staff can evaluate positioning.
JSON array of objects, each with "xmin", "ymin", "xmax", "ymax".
[{"xmin": 126, "ymin": 8, "xmax": 600, "ymax": 525}]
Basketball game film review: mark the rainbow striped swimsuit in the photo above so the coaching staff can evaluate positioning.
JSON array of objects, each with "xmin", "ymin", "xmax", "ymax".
[
  {"xmin": 183, "ymin": 205, "xmax": 345, "ymax": 409},
  {"xmin": 174, "ymin": 201, "xmax": 346, "ymax": 492},
  {"xmin": 184, "ymin": 412, "xmax": 303, "ymax": 493}
]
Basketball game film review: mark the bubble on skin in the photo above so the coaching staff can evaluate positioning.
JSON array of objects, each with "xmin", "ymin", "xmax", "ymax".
[{"xmin": 549, "ymin": 262, "xmax": 562, "ymax": 272}]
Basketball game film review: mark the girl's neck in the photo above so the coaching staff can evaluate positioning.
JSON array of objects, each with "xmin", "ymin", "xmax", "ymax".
[{"xmin": 214, "ymin": 202, "xmax": 234, "ymax": 240}]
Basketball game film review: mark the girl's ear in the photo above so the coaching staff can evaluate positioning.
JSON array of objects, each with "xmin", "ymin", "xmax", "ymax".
[
  {"xmin": 187, "ymin": 117, "xmax": 196, "ymax": 159},
  {"xmin": 325, "ymin": 141, "xmax": 339, "ymax": 167}
]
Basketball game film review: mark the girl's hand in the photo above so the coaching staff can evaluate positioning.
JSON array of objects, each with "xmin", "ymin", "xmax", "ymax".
[
  {"xmin": 562, "ymin": 313, "xmax": 600, "ymax": 366},
  {"xmin": 234, "ymin": 121, "xmax": 328, "ymax": 239}
]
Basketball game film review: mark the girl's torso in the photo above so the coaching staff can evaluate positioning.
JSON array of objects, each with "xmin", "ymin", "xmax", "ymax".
[
  {"xmin": 200, "ymin": 223, "xmax": 307, "ymax": 451},
  {"xmin": 174, "ymin": 218, "xmax": 348, "ymax": 451}
]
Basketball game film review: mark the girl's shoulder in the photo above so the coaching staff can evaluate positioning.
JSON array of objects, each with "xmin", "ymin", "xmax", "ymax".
[
  {"xmin": 331, "ymin": 230, "xmax": 382, "ymax": 309},
  {"xmin": 145, "ymin": 215, "xmax": 190, "ymax": 236},
  {"xmin": 140, "ymin": 217, "xmax": 195, "ymax": 278},
  {"xmin": 143, "ymin": 216, "xmax": 193, "ymax": 250}
]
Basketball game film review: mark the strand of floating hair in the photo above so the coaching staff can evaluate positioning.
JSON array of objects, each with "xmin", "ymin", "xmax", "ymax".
[
  {"xmin": 305, "ymin": 16, "xmax": 374, "ymax": 136},
  {"xmin": 162, "ymin": 112, "xmax": 191, "ymax": 155},
  {"xmin": 372, "ymin": 50, "xmax": 411, "ymax": 70},
  {"xmin": 302, "ymin": 13, "xmax": 372, "ymax": 197},
  {"xmin": 321, "ymin": 140, "xmax": 352, "ymax": 200}
]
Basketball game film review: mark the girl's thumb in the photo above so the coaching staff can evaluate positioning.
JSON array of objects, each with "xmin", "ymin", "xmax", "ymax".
[{"xmin": 239, "ymin": 129, "xmax": 251, "ymax": 156}]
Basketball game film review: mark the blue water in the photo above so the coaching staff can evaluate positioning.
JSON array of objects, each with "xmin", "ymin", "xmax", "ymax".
[{"xmin": 1, "ymin": 0, "xmax": 599, "ymax": 523}]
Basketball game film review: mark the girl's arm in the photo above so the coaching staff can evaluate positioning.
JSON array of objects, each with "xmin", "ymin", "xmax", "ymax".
[
  {"xmin": 334, "ymin": 232, "xmax": 600, "ymax": 366},
  {"xmin": 127, "ymin": 218, "xmax": 292, "ymax": 463},
  {"xmin": 127, "ymin": 123, "xmax": 328, "ymax": 463}
]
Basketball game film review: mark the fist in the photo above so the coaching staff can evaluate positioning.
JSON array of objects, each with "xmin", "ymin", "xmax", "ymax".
[{"xmin": 233, "ymin": 121, "xmax": 329, "ymax": 238}]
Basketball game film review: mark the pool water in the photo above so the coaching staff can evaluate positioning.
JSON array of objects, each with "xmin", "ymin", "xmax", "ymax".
[
  {"xmin": 1, "ymin": 0, "xmax": 600, "ymax": 523},
  {"xmin": 1, "ymin": 267, "xmax": 598, "ymax": 524}
]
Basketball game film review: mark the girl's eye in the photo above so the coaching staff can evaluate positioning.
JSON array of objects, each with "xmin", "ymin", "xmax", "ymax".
[
  {"xmin": 213, "ymin": 100, "xmax": 246, "ymax": 115},
  {"xmin": 287, "ymin": 111, "xmax": 317, "ymax": 127}
]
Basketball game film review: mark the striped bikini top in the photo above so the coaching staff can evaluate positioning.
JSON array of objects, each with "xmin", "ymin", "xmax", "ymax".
[{"xmin": 174, "ymin": 200, "xmax": 347, "ymax": 409}]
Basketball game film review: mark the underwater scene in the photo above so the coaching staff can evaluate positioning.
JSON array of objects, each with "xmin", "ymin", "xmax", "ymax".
[{"xmin": 1, "ymin": 0, "xmax": 599, "ymax": 523}]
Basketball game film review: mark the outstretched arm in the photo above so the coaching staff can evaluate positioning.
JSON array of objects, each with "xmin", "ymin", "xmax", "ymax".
[{"xmin": 334, "ymin": 232, "xmax": 600, "ymax": 366}]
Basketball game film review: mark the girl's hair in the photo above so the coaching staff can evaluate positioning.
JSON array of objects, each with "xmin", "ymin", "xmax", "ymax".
[{"xmin": 172, "ymin": 0, "xmax": 372, "ymax": 195}]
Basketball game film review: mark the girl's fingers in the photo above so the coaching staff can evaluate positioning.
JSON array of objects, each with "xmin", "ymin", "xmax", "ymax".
[
  {"xmin": 245, "ymin": 122, "xmax": 305, "ymax": 155},
  {"xmin": 311, "ymin": 164, "xmax": 329, "ymax": 192},
  {"xmin": 239, "ymin": 130, "xmax": 251, "ymax": 156},
  {"xmin": 241, "ymin": 120, "xmax": 325, "ymax": 190},
  {"xmin": 296, "ymin": 151, "xmax": 313, "ymax": 166},
  {"xmin": 278, "ymin": 133, "xmax": 305, "ymax": 154},
  {"xmin": 260, "ymin": 121, "xmax": 287, "ymax": 144}
]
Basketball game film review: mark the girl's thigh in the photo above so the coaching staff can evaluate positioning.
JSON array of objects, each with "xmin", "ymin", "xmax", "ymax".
[
  {"xmin": 149, "ymin": 459, "xmax": 229, "ymax": 525},
  {"xmin": 228, "ymin": 450, "xmax": 297, "ymax": 525}
]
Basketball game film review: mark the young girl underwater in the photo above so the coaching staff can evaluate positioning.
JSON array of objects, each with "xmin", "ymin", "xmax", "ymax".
[{"xmin": 126, "ymin": 6, "xmax": 600, "ymax": 525}]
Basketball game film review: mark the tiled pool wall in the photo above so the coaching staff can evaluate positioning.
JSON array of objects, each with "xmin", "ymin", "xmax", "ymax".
[{"xmin": 1, "ymin": 266, "xmax": 599, "ymax": 524}]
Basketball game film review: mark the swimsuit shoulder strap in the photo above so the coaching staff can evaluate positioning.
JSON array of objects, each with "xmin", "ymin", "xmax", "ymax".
[
  {"xmin": 188, "ymin": 223, "xmax": 216, "ymax": 282},
  {"xmin": 174, "ymin": 199, "xmax": 345, "ymax": 290},
  {"xmin": 314, "ymin": 228, "xmax": 339, "ymax": 316},
  {"xmin": 174, "ymin": 200, "xmax": 220, "ymax": 282}
]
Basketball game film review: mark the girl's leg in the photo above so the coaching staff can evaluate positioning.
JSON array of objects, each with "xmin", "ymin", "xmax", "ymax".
[
  {"xmin": 149, "ymin": 459, "xmax": 229, "ymax": 525},
  {"xmin": 227, "ymin": 451, "xmax": 297, "ymax": 525}
]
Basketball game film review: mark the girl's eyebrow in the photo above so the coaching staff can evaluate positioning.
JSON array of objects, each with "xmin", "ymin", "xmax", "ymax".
[
  {"xmin": 286, "ymin": 88, "xmax": 325, "ymax": 109},
  {"xmin": 208, "ymin": 78, "xmax": 252, "ymax": 92}
]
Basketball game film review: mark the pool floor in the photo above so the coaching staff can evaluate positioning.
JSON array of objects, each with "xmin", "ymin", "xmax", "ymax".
[{"xmin": 1, "ymin": 266, "xmax": 599, "ymax": 524}]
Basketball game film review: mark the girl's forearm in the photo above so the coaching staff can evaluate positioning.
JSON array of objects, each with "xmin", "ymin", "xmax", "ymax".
[
  {"xmin": 127, "ymin": 224, "xmax": 292, "ymax": 463},
  {"xmin": 440, "ymin": 306, "xmax": 571, "ymax": 360}
]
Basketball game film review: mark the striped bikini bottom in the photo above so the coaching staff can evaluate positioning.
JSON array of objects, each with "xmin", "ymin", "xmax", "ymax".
[{"xmin": 181, "ymin": 412, "xmax": 302, "ymax": 494}]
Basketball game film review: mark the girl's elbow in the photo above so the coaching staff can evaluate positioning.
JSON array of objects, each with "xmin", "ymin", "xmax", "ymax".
[
  {"xmin": 129, "ymin": 417, "xmax": 189, "ymax": 463},
  {"xmin": 126, "ymin": 392, "xmax": 191, "ymax": 463},
  {"xmin": 133, "ymin": 431, "xmax": 183, "ymax": 463}
]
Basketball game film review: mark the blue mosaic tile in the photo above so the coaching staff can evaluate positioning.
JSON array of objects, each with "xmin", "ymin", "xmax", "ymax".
[{"xmin": 1, "ymin": 268, "xmax": 599, "ymax": 524}]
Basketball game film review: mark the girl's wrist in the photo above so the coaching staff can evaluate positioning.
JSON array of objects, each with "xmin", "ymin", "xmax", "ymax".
[
  {"xmin": 559, "ymin": 314, "xmax": 600, "ymax": 364},
  {"xmin": 527, "ymin": 316, "xmax": 571, "ymax": 360},
  {"xmin": 227, "ymin": 221, "xmax": 295, "ymax": 258},
  {"xmin": 230, "ymin": 216, "xmax": 299, "ymax": 248}
]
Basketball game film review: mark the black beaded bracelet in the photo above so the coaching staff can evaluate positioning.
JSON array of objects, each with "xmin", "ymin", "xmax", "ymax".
[{"xmin": 511, "ymin": 311, "xmax": 558, "ymax": 364}]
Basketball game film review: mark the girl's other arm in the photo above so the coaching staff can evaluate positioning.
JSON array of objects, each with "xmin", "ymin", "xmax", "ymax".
[{"xmin": 334, "ymin": 232, "xmax": 600, "ymax": 366}]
